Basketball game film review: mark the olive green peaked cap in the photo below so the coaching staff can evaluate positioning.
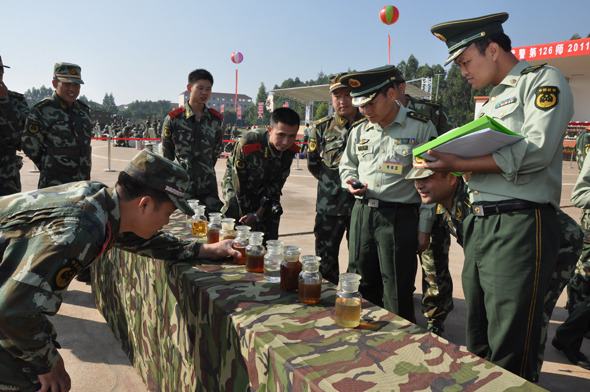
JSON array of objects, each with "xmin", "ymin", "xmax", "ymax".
[
  {"xmin": 53, "ymin": 62, "xmax": 84, "ymax": 84},
  {"xmin": 431, "ymin": 12, "xmax": 509, "ymax": 65},
  {"xmin": 329, "ymin": 72, "xmax": 348, "ymax": 93},
  {"xmin": 124, "ymin": 150, "xmax": 194, "ymax": 216},
  {"xmin": 339, "ymin": 65, "xmax": 405, "ymax": 107}
]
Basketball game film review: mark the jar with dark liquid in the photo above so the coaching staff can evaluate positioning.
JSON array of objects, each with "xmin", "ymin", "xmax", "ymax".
[
  {"xmin": 334, "ymin": 273, "xmax": 362, "ymax": 328},
  {"xmin": 245, "ymin": 232, "xmax": 265, "ymax": 273},
  {"xmin": 280, "ymin": 246, "xmax": 301, "ymax": 292},
  {"xmin": 298, "ymin": 256, "xmax": 322, "ymax": 304},
  {"xmin": 232, "ymin": 225, "xmax": 250, "ymax": 265},
  {"xmin": 206, "ymin": 213, "xmax": 222, "ymax": 244}
]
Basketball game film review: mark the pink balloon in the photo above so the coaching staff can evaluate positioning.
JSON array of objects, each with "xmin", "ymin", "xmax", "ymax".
[{"xmin": 231, "ymin": 52, "xmax": 243, "ymax": 64}]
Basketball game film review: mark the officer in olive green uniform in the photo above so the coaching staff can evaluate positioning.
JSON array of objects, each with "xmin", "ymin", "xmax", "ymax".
[
  {"xmin": 408, "ymin": 162, "xmax": 583, "ymax": 379},
  {"xmin": 399, "ymin": 94, "xmax": 454, "ymax": 335},
  {"xmin": 22, "ymin": 63, "xmax": 92, "ymax": 189},
  {"xmin": 339, "ymin": 66, "xmax": 437, "ymax": 322},
  {"xmin": 0, "ymin": 150, "xmax": 238, "ymax": 392},
  {"xmin": 162, "ymin": 69, "xmax": 224, "ymax": 213},
  {"xmin": 0, "ymin": 55, "xmax": 29, "ymax": 196},
  {"xmin": 307, "ymin": 73, "xmax": 363, "ymax": 284},
  {"xmin": 222, "ymin": 107, "xmax": 300, "ymax": 242},
  {"xmin": 552, "ymin": 156, "xmax": 590, "ymax": 370},
  {"xmin": 427, "ymin": 13, "xmax": 574, "ymax": 381}
]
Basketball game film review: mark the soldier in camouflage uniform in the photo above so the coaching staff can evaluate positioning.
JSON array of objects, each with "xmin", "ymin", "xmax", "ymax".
[
  {"xmin": 0, "ymin": 150, "xmax": 239, "ymax": 392},
  {"xmin": 398, "ymin": 93, "xmax": 455, "ymax": 335},
  {"xmin": 0, "ymin": 55, "xmax": 29, "ymax": 196},
  {"xmin": 21, "ymin": 63, "xmax": 92, "ymax": 190},
  {"xmin": 575, "ymin": 126, "xmax": 590, "ymax": 170},
  {"xmin": 307, "ymin": 73, "xmax": 363, "ymax": 285},
  {"xmin": 222, "ymin": 107, "xmax": 300, "ymax": 242},
  {"xmin": 407, "ymin": 165, "xmax": 583, "ymax": 379},
  {"xmin": 162, "ymin": 69, "xmax": 225, "ymax": 213},
  {"xmin": 551, "ymin": 155, "xmax": 590, "ymax": 370}
]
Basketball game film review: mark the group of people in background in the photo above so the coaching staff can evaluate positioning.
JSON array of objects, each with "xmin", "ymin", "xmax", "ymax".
[{"xmin": 1, "ymin": 9, "xmax": 589, "ymax": 392}]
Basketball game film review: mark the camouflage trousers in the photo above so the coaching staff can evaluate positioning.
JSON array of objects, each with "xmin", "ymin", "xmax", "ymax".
[
  {"xmin": 313, "ymin": 213, "xmax": 350, "ymax": 285},
  {"xmin": 534, "ymin": 210, "xmax": 583, "ymax": 380},
  {"xmin": 0, "ymin": 155, "xmax": 23, "ymax": 196},
  {"xmin": 419, "ymin": 213, "xmax": 453, "ymax": 331}
]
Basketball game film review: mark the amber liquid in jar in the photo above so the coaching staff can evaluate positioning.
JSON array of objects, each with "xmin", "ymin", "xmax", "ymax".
[
  {"xmin": 246, "ymin": 254, "xmax": 265, "ymax": 273},
  {"xmin": 233, "ymin": 246, "xmax": 246, "ymax": 265},
  {"xmin": 298, "ymin": 282, "xmax": 321, "ymax": 304},
  {"xmin": 280, "ymin": 261, "xmax": 302, "ymax": 292},
  {"xmin": 334, "ymin": 297, "xmax": 362, "ymax": 328},
  {"xmin": 207, "ymin": 230, "xmax": 220, "ymax": 244},
  {"xmin": 192, "ymin": 220, "xmax": 207, "ymax": 237}
]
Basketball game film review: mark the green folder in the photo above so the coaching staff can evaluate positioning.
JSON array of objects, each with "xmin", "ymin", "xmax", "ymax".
[{"xmin": 413, "ymin": 115, "xmax": 523, "ymax": 160}]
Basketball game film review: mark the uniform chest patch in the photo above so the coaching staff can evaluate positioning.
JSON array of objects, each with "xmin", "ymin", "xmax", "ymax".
[
  {"xmin": 309, "ymin": 138, "xmax": 317, "ymax": 151},
  {"xmin": 394, "ymin": 138, "xmax": 416, "ymax": 145},
  {"xmin": 535, "ymin": 86, "xmax": 559, "ymax": 111}
]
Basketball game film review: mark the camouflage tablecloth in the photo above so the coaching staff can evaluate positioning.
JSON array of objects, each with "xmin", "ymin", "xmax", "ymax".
[{"xmin": 92, "ymin": 212, "xmax": 545, "ymax": 392}]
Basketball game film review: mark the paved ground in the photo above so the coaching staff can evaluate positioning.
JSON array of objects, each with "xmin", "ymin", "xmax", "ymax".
[{"xmin": 16, "ymin": 140, "xmax": 590, "ymax": 391}]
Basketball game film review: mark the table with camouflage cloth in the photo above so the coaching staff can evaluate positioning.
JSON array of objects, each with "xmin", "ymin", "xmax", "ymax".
[{"xmin": 92, "ymin": 212, "xmax": 544, "ymax": 392}]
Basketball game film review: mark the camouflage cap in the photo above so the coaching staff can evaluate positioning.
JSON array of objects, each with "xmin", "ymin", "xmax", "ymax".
[
  {"xmin": 339, "ymin": 65, "xmax": 405, "ymax": 107},
  {"xmin": 123, "ymin": 150, "xmax": 194, "ymax": 216},
  {"xmin": 53, "ymin": 62, "xmax": 84, "ymax": 84},
  {"xmin": 0, "ymin": 55, "xmax": 9, "ymax": 68},
  {"xmin": 329, "ymin": 72, "xmax": 348, "ymax": 93},
  {"xmin": 431, "ymin": 12, "xmax": 509, "ymax": 66}
]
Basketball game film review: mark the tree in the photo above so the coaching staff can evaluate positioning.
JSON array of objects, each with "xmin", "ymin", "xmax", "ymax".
[
  {"xmin": 570, "ymin": 33, "xmax": 582, "ymax": 40},
  {"xmin": 24, "ymin": 85, "xmax": 53, "ymax": 106},
  {"xmin": 102, "ymin": 93, "xmax": 117, "ymax": 114},
  {"xmin": 314, "ymin": 102, "xmax": 328, "ymax": 121}
]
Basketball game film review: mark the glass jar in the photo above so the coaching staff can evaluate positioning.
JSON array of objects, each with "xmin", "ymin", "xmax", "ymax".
[
  {"xmin": 264, "ymin": 240, "xmax": 284, "ymax": 282},
  {"xmin": 280, "ymin": 246, "xmax": 301, "ymax": 292},
  {"xmin": 207, "ymin": 213, "xmax": 223, "ymax": 244},
  {"xmin": 232, "ymin": 225, "xmax": 250, "ymax": 265},
  {"xmin": 334, "ymin": 273, "xmax": 362, "ymax": 328},
  {"xmin": 219, "ymin": 218, "xmax": 236, "ymax": 240},
  {"xmin": 245, "ymin": 232, "xmax": 265, "ymax": 273},
  {"xmin": 298, "ymin": 256, "xmax": 322, "ymax": 304},
  {"xmin": 191, "ymin": 205, "xmax": 207, "ymax": 239},
  {"xmin": 186, "ymin": 200, "xmax": 200, "ymax": 229}
]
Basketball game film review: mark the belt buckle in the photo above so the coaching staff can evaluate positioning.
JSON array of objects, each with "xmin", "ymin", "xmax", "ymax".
[
  {"xmin": 472, "ymin": 204, "xmax": 484, "ymax": 217},
  {"xmin": 368, "ymin": 199, "xmax": 379, "ymax": 208}
]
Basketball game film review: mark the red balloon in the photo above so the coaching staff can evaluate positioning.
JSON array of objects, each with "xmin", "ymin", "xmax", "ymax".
[
  {"xmin": 380, "ymin": 5, "xmax": 399, "ymax": 25},
  {"xmin": 231, "ymin": 51, "xmax": 243, "ymax": 64}
]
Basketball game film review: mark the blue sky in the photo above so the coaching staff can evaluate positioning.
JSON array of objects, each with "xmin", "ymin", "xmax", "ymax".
[{"xmin": 2, "ymin": 1, "xmax": 588, "ymax": 105}]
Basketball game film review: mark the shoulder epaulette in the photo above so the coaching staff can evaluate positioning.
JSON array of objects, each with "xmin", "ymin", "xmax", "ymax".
[
  {"xmin": 209, "ymin": 107, "xmax": 223, "ymax": 120},
  {"xmin": 408, "ymin": 111, "xmax": 431, "ymax": 123},
  {"xmin": 351, "ymin": 117, "xmax": 368, "ymax": 127},
  {"xmin": 33, "ymin": 98, "xmax": 52, "ymax": 109},
  {"xmin": 168, "ymin": 107, "xmax": 185, "ymax": 119},
  {"xmin": 521, "ymin": 63, "xmax": 546, "ymax": 75},
  {"xmin": 8, "ymin": 91, "xmax": 24, "ymax": 99},
  {"xmin": 242, "ymin": 143, "xmax": 262, "ymax": 155},
  {"xmin": 419, "ymin": 99, "xmax": 441, "ymax": 108},
  {"xmin": 289, "ymin": 143, "xmax": 301, "ymax": 153},
  {"xmin": 314, "ymin": 115, "xmax": 332, "ymax": 127}
]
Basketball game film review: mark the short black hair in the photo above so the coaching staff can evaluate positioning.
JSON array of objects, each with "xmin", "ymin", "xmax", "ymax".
[
  {"xmin": 270, "ymin": 107, "xmax": 300, "ymax": 127},
  {"xmin": 377, "ymin": 80, "xmax": 403, "ymax": 97},
  {"xmin": 188, "ymin": 69, "xmax": 214, "ymax": 86},
  {"xmin": 474, "ymin": 33, "xmax": 512, "ymax": 54},
  {"xmin": 116, "ymin": 171, "xmax": 171, "ymax": 206}
]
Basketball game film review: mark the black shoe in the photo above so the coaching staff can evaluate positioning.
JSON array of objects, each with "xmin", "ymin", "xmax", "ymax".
[
  {"xmin": 427, "ymin": 324, "xmax": 444, "ymax": 337},
  {"xmin": 552, "ymin": 337, "xmax": 590, "ymax": 370}
]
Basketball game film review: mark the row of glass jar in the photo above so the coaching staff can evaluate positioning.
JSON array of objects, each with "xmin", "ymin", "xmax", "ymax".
[{"xmin": 186, "ymin": 201, "xmax": 363, "ymax": 328}]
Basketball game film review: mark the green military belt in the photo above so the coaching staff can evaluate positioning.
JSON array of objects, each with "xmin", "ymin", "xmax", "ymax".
[
  {"xmin": 471, "ymin": 200, "xmax": 551, "ymax": 217},
  {"xmin": 359, "ymin": 198, "xmax": 419, "ymax": 209}
]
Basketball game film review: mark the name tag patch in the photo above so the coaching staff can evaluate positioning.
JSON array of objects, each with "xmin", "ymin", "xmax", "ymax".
[{"xmin": 383, "ymin": 161, "xmax": 403, "ymax": 174}]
